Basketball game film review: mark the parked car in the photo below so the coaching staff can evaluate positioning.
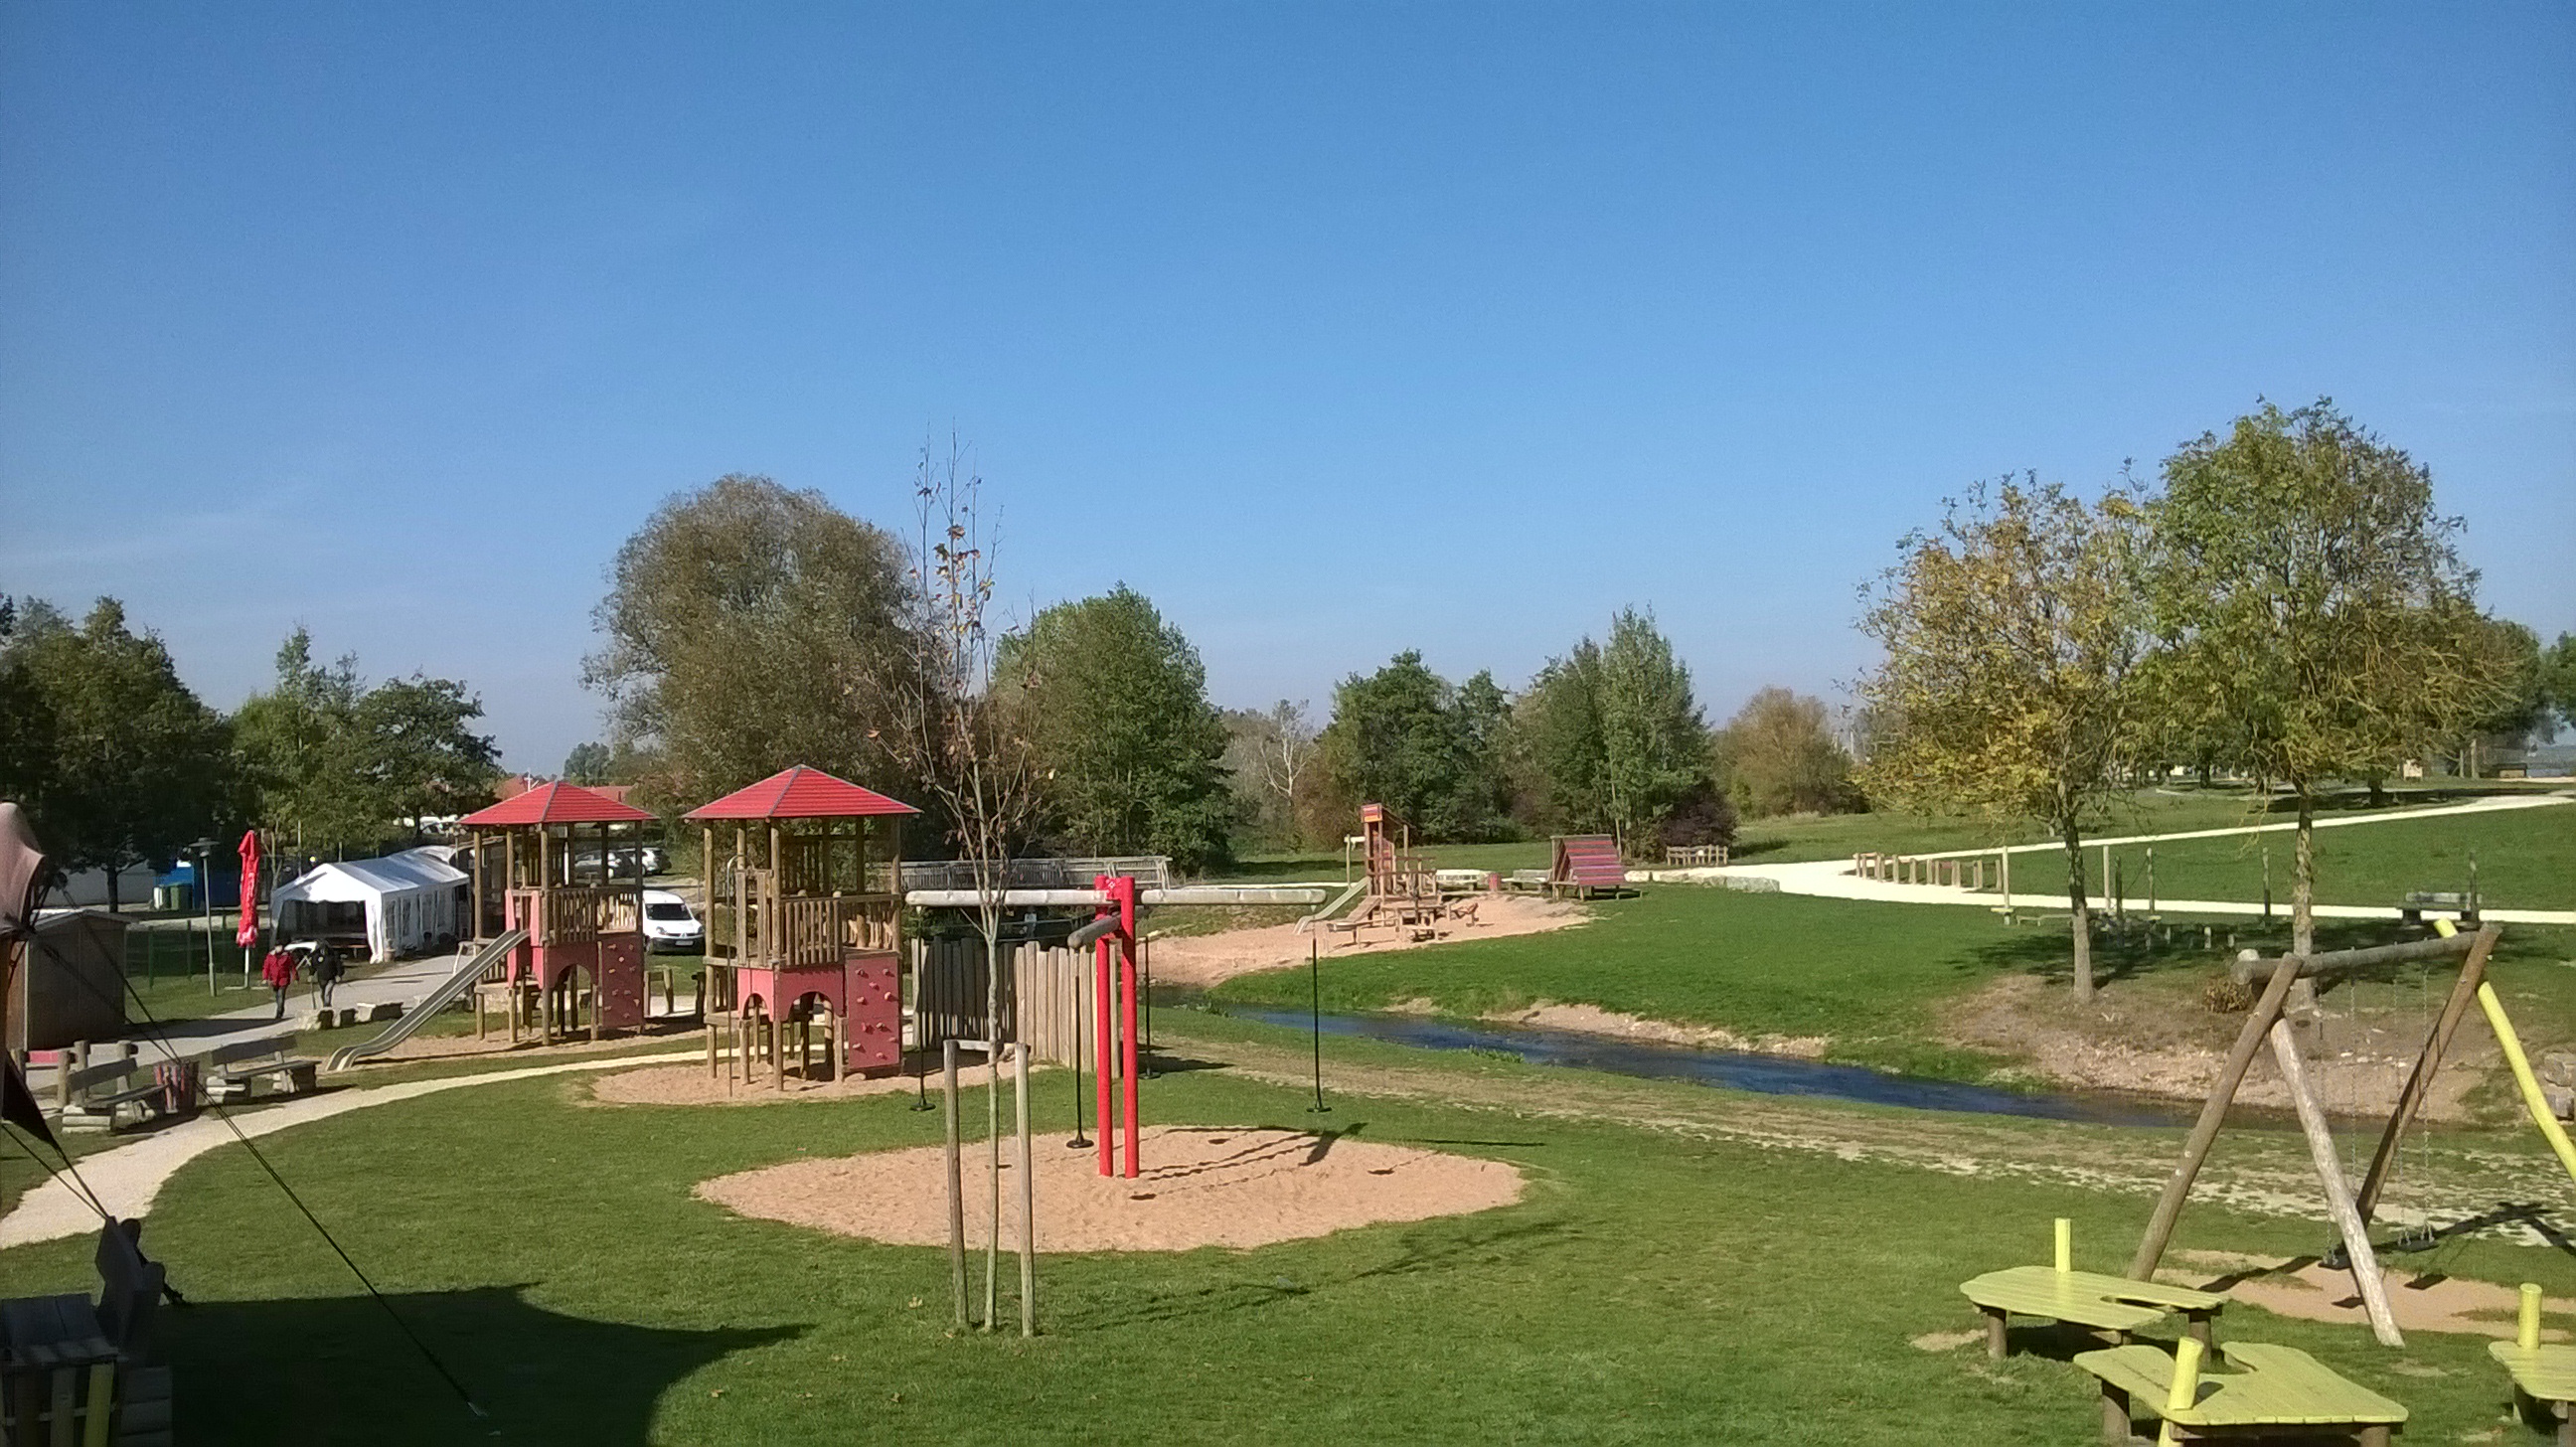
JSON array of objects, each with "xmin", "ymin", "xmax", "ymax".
[{"xmin": 641, "ymin": 888, "xmax": 704, "ymax": 954}]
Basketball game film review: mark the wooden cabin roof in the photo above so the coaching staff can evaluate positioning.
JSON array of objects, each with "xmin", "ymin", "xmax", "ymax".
[{"xmin": 683, "ymin": 765, "xmax": 920, "ymax": 821}]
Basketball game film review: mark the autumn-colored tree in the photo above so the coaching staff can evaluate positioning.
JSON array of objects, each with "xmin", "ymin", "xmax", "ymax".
[
  {"xmin": 1712, "ymin": 688, "xmax": 1861, "ymax": 818},
  {"xmin": 2146, "ymin": 402, "xmax": 2497, "ymax": 956},
  {"xmin": 1859, "ymin": 477, "xmax": 2148, "ymax": 1002}
]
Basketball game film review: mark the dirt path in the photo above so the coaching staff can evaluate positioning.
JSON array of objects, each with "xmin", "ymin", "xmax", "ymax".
[{"xmin": 1146, "ymin": 893, "xmax": 1587, "ymax": 989}]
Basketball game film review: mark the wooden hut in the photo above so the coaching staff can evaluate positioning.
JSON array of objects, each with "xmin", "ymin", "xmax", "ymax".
[
  {"xmin": 457, "ymin": 782, "xmax": 656, "ymax": 1043},
  {"xmin": 685, "ymin": 766, "xmax": 917, "ymax": 1086}
]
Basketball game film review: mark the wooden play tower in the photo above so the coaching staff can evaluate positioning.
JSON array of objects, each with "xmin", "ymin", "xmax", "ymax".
[
  {"xmin": 686, "ymin": 765, "xmax": 917, "ymax": 1087},
  {"xmin": 1360, "ymin": 802, "xmax": 1438, "ymax": 908},
  {"xmin": 458, "ymin": 781, "xmax": 656, "ymax": 1043}
]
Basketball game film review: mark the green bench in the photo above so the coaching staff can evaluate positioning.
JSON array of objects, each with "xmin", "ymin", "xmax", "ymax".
[
  {"xmin": 2492, "ymin": 1283, "xmax": 2575, "ymax": 1444},
  {"xmin": 2076, "ymin": 1340, "xmax": 2404, "ymax": 1446},
  {"xmin": 1959, "ymin": 1219, "xmax": 2225, "ymax": 1359}
]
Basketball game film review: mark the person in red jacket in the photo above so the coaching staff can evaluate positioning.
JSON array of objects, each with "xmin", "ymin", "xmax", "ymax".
[{"xmin": 260, "ymin": 945, "xmax": 298, "ymax": 1021}]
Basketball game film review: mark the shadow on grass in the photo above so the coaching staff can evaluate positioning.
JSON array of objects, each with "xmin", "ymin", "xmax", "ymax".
[
  {"xmin": 163, "ymin": 1285, "xmax": 799, "ymax": 1445},
  {"xmin": 1967, "ymin": 916, "xmax": 2441, "ymax": 992},
  {"xmin": 1064, "ymin": 1213, "xmax": 1576, "ymax": 1333}
]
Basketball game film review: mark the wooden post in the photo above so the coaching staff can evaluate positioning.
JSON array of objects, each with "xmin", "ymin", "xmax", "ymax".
[
  {"xmin": 2270, "ymin": 1017, "xmax": 2403, "ymax": 1347},
  {"xmin": 2356, "ymin": 923, "xmax": 2497, "ymax": 1221},
  {"xmin": 1016, "ymin": 1041, "xmax": 1035, "ymax": 1339},
  {"xmin": 944, "ymin": 1039, "xmax": 968, "ymax": 1328},
  {"xmin": 769, "ymin": 1005, "xmax": 784, "ymax": 1091},
  {"xmin": 2128, "ymin": 951, "xmax": 2305, "ymax": 1280},
  {"xmin": 2000, "ymin": 850, "xmax": 2012, "ymax": 917}
]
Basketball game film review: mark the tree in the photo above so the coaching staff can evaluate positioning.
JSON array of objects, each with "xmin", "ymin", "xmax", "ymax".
[
  {"xmin": 1516, "ymin": 610, "xmax": 1710, "ymax": 852},
  {"xmin": 234, "ymin": 630, "xmax": 499, "ymax": 852},
  {"xmin": 1317, "ymin": 653, "xmax": 1513, "ymax": 843},
  {"xmin": 998, "ymin": 586, "xmax": 1233, "ymax": 873},
  {"xmin": 1714, "ymin": 688, "xmax": 1861, "ymax": 818},
  {"xmin": 1220, "ymin": 701, "xmax": 1319, "ymax": 849},
  {"xmin": 0, "ymin": 595, "xmax": 62, "ymax": 815},
  {"xmin": 1859, "ymin": 477, "xmax": 2148, "ymax": 1003},
  {"xmin": 2146, "ymin": 401, "xmax": 2499, "ymax": 956},
  {"xmin": 584, "ymin": 474, "xmax": 914, "ymax": 811},
  {"xmin": 13, "ymin": 599, "xmax": 232, "ymax": 909},
  {"xmin": 2542, "ymin": 633, "xmax": 2576, "ymax": 735},
  {"xmin": 866, "ymin": 437, "xmax": 1048, "ymax": 1334},
  {"xmin": 563, "ymin": 741, "xmax": 614, "ymax": 785},
  {"xmin": 2452, "ymin": 616, "xmax": 2547, "ymax": 776}
]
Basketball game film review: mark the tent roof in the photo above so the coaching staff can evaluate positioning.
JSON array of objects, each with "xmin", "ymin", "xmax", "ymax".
[
  {"xmin": 460, "ymin": 781, "xmax": 655, "ymax": 827},
  {"xmin": 274, "ymin": 850, "xmax": 466, "ymax": 903},
  {"xmin": 684, "ymin": 766, "xmax": 919, "ymax": 821}
]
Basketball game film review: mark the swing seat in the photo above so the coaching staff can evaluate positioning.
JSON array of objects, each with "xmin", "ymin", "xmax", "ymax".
[
  {"xmin": 1961, "ymin": 1265, "xmax": 2225, "ymax": 1359},
  {"xmin": 2077, "ymin": 1341, "xmax": 2405, "ymax": 1445},
  {"xmin": 2489, "ymin": 1341, "xmax": 2576, "ymax": 1444}
]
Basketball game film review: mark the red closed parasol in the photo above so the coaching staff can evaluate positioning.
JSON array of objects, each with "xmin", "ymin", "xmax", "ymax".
[{"xmin": 236, "ymin": 830, "xmax": 260, "ymax": 947}]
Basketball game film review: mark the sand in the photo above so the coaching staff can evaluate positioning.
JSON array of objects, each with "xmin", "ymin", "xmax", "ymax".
[
  {"xmin": 1145, "ymin": 893, "xmax": 1587, "ymax": 989},
  {"xmin": 2165, "ymin": 1250, "xmax": 2575, "ymax": 1340},
  {"xmin": 694, "ymin": 1124, "xmax": 1528, "ymax": 1252}
]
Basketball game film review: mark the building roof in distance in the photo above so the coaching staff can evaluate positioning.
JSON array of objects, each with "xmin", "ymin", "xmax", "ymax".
[{"xmin": 684, "ymin": 765, "xmax": 920, "ymax": 821}]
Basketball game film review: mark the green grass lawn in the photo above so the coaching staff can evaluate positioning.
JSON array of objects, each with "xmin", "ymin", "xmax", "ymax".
[
  {"xmin": 1208, "ymin": 885, "xmax": 2576, "ymax": 1078},
  {"xmin": 2071, "ymin": 802, "xmax": 2575, "ymax": 911},
  {"xmin": 3, "ymin": 1016, "xmax": 2567, "ymax": 1444}
]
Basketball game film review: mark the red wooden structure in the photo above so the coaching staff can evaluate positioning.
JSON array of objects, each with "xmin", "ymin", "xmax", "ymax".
[
  {"xmin": 686, "ymin": 766, "xmax": 917, "ymax": 1085},
  {"xmin": 1549, "ymin": 835, "xmax": 1628, "ymax": 898},
  {"xmin": 1088, "ymin": 874, "xmax": 1141, "ymax": 1178},
  {"xmin": 459, "ymin": 782, "xmax": 657, "ymax": 1042}
]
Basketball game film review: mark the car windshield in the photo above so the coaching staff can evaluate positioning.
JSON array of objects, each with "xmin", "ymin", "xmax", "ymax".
[{"xmin": 645, "ymin": 902, "xmax": 694, "ymax": 921}]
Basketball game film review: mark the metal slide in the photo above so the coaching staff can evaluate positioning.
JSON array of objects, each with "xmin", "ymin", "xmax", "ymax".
[{"xmin": 326, "ymin": 929, "xmax": 527, "ymax": 1071}]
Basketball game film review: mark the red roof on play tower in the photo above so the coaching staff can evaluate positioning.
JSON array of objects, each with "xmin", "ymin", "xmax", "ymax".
[
  {"xmin": 684, "ymin": 766, "xmax": 920, "ymax": 821},
  {"xmin": 459, "ymin": 781, "xmax": 657, "ymax": 827}
]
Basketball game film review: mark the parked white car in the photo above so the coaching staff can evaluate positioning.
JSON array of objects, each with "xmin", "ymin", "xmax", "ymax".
[{"xmin": 641, "ymin": 889, "xmax": 704, "ymax": 954}]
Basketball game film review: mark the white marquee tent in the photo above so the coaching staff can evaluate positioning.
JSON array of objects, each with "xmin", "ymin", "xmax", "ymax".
[{"xmin": 271, "ymin": 847, "xmax": 467, "ymax": 962}]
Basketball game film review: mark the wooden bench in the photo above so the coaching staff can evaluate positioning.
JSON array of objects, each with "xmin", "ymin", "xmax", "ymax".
[
  {"xmin": 2492, "ymin": 1283, "xmax": 2575, "ymax": 1445},
  {"xmin": 52, "ymin": 1048, "xmax": 192, "ymax": 1133},
  {"xmin": 2076, "ymin": 1341, "xmax": 2405, "ymax": 1445},
  {"xmin": 1960, "ymin": 1222, "xmax": 2223, "ymax": 1360},
  {"xmin": 204, "ymin": 1036, "xmax": 320, "ymax": 1103},
  {"xmin": 0, "ymin": 1219, "xmax": 173, "ymax": 1446},
  {"xmin": 2399, "ymin": 890, "xmax": 2480, "ymax": 926}
]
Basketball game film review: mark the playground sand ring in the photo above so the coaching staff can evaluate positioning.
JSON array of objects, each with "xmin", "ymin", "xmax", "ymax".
[
  {"xmin": 2165, "ymin": 1250, "xmax": 2576, "ymax": 1340},
  {"xmin": 1147, "ymin": 894, "xmax": 1586, "ymax": 989},
  {"xmin": 590, "ymin": 1061, "xmax": 997, "ymax": 1106},
  {"xmin": 695, "ymin": 1124, "xmax": 1527, "ymax": 1251}
]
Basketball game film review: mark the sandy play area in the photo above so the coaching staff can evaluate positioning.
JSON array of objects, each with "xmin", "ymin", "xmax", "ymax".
[
  {"xmin": 694, "ymin": 1124, "xmax": 1528, "ymax": 1251},
  {"xmin": 1147, "ymin": 893, "xmax": 1587, "ymax": 989},
  {"xmin": 2165, "ymin": 1249, "xmax": 2575, "ymax": 1340}
]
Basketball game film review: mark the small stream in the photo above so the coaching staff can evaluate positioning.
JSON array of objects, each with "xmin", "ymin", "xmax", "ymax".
[{"xmin": 1211, "ymin": 1005, "xmax": 2207, "ymax": 1128}]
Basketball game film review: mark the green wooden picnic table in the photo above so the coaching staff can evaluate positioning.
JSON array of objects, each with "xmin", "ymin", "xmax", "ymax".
[
  {"xmin": 2489, "ymin": 1341, "xmax": 2576, "ymax": 1444},
  {"xmin": 2076, "ymin": 1341, "xmax": 2405, "ymax": 1446},
  {"xmin": 1960, "ymin": 1264, "xmax": 2225, "ymax": 1360}
]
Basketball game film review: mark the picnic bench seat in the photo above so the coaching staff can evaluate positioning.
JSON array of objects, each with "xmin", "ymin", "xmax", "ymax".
[
  {"xmin": 52, "ymin": 1048, "xmax": 195, "ymax": 1133},
  {"xmin": 2076, "ymin": 1341, "xmax": 2405, "ymax": 1445},
  {"xmin": 0, "ymin": 1219, "xmax": 174, "ymax": 1446},
  {"xmin": 204, "ymin": 1035, "xmax": 321, "ymax": 1103},
  {"xmin": 1961, "ymin": 1264, "xmax": 2225, "ymax": 1359},
  {"xmin": 2398, "ymin": 890, "xmax": 2480, "ymax": 925},
  {"xmin": 2490, "ymin": 1341, "xmax": 2576, "ymax": 1444}
]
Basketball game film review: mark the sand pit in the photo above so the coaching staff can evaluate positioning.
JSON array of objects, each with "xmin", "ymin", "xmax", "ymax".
[
  {"xmin": 591, "ymin": 1059, "xmax": 993, "ymax": 1106},
  {"xmin": 1147, "ymin": 893, "xmax": 1587, "ymax": 989},
  {"xmin": 695, "ymin": 1124, "xmax": 1528, "ymax": 1251},
  {"xmin": 2164, "ymin": 1250, "xmax": 2575, "ymax": 1340}
]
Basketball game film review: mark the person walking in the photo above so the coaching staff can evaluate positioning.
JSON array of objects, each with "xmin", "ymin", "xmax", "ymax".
[
  {"xmin": 260, "ymin": 944, "xmax": 297, "ymax": 1021},
  {"xmin": 312, "ymin": 940, "xmax": 344, "ymax": 1009}
]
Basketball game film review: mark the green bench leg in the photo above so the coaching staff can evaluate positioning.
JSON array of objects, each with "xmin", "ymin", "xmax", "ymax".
[
  {"xmin": 1982, "ymin": 1306, "xmax": 2008, "ymax": 1360},
  {"xmin": 2358, "ymin": 1426, "xmax": 2389, "ymax": 1447}
]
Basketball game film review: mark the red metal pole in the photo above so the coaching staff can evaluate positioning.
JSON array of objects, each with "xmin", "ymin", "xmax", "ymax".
[
  {"xmin": 1093, "ymin": 931, "xmax": 1114, "ymax": 1178},
  {"xmin": 1116, "ymin": 876, "xmax": 1140, "ymax": 1178}
]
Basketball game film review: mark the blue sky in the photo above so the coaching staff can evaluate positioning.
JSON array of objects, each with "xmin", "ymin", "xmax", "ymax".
[{"xmin": 3, "ymin": 3, "xmax": 2570, "ymax": 772}]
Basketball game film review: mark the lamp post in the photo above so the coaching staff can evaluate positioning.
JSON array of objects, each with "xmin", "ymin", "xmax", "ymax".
[{"xmin": 190, "ymin": 838, "xmax": 220, "ymax": 996}]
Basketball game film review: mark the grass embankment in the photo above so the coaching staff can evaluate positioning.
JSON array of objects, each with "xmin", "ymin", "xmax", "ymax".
[
  {"xmin": 4, "ymin": 1018, "xmax": 2570, "ymax": 1444},
  {"xmin": 1208, "ymin": 886, "xmax": 2576, "ymax": 1081}
]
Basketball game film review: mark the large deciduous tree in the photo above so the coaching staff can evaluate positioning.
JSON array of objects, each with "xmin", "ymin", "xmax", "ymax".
[
  {"xmin": 998, "ymin": 586, "xmax": 1233, "ymax": 873},
  {"xmin": 234, "ymin": 628, "xmax": 499, "ymax": 853},
  {"xmin": 1519, "ymin": 609, "xmax": 1711, "ymax": 853},
  {"xmin": 1220, "ymin": 701, "xmax": 1320, "ymax": 850},
  {"xmin": 11, "ymin": 599, "xmax": 232, "ymax": 909},
  {"xmin": 1712, "ymin": 688, "xmax": 1861, "ymax": 818},
  {"xmin": 584, "ymin": 473, "xmax": 914, "ymax": 810},
  {"xmin": 1859, "ymin": 477, "xmax": 2148, "ymax": 1002},
  {"xmin": 2147, "ymin": 401, "xmax": 2498, "ymax": 956},
  {"xmin": 1318, "ymin": 652, "xmax": 1513, "ymax": 843}
]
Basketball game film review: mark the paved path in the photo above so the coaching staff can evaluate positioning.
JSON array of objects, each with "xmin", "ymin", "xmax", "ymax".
[
  {"xmin": 1, "ymin": 1049, "xmax": 695, "ymax": 1249},
  {"xmin": 1641, "ymin": 791, "xmax": 2576, "ymax": 925}
]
